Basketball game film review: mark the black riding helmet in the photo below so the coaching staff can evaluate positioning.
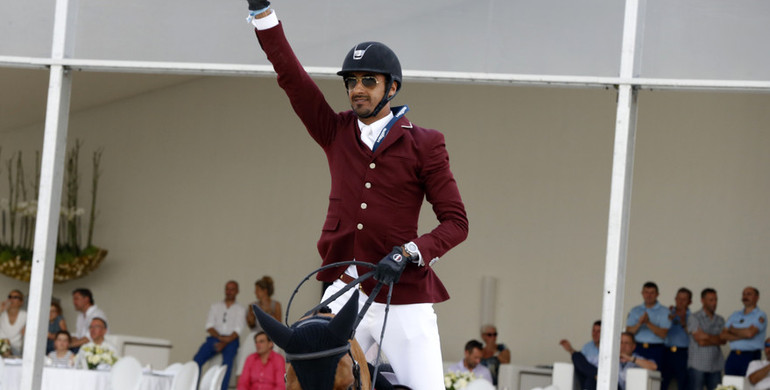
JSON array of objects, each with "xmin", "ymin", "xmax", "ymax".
[{"xmin": 337, "ymin": 41, "xmax": 402, "ymax": 118}]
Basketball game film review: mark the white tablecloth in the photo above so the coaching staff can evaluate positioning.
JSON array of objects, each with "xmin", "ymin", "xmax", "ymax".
[{"xmin": 1, "ymin": 362, "xmax": 173, "ymax": 390}]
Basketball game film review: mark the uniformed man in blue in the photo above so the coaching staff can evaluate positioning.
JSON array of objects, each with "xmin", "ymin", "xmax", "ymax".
[
  {"xmin": 721, "ymin": 286, "xmax": 768, "ymax": 376},
  {"xmin": 662, "ymin": 287, "xmax": 692, "ymax": 390},
  {"xmin": 559, "ymin": 320, "xmax": 602, "ymax": 390},
  {"xmin": 627, "ymin": 281, "xmax": 672, "ymax": 366}
]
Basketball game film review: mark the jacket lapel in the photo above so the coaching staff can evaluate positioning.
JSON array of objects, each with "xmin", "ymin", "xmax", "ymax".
[{"xmin": 372, "ymin": 115, "xmax": 410, "ymax": 157}]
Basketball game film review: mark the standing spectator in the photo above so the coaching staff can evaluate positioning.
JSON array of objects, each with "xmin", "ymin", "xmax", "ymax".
[
  {"xmin": 663, "ymin": 287, "xmax": 692, "ymax": 390},
  {"xmin": 0, "ymin": 289, "xmax": 27, "ymax": 356},
  {"xmin": 560, "ymin": 320, "xmax": 601, "ymax": 389},
  {"xmin": 746, "ymin": 337, "xmax": 770, "ymax": 390},
  {"xmin": 237, "ymin": 331, "xmax": 285, "ymax": 390},
  {"xmin": 246, "ymin": 2, "xmax": 468, "ymax": 388},
  {"xmin": 48, "ymin": 330, "xmax": 75, "ymax": 367},
  {"xmin": 245, "ymin": 275, "xmax": 282, "ymax": 332},
  {"xmin": 70, "ymin": 288, "xmax": 107, "ymax": 350},
  {"xmin": 627, "ymin": 281, "xmax": 671, "ymax": 365},
  {"xmin": 47, "ymin": 300, "xmax": 68, "ymax": 354},
  {"xmin": 688, "ymin": 288, "xmax": 726, "ymax": 390},
  {"xmin": 479, "ymin": 324, "xmax": 510, "ymax": 385},
  {"xmin": 722, "ymin": 286, "xmax": 767, "ymax": 376},
  {"xmin": 193, "ymin": 280, "xmax": 247, "ymax": 390},
  {"xmin": 448, "ymin": 340, "xmax": 494, "ymax": 384}
]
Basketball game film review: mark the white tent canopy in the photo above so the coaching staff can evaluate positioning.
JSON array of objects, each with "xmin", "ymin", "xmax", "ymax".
[{"xmin": 3, "ymin": 0, "xmax": 770, "ymax": 389}]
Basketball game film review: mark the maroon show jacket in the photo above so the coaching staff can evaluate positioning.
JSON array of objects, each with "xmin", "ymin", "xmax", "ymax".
[{"xmin": 255, "ymin": 23, "xmax": 468, "ymax": 304}]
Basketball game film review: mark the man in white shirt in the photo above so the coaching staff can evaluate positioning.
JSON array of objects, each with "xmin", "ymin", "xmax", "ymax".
[
  {"xmin": 447, "ymin": 340, "xmax": 494, "ymax": 384},
  {"xmin": 70, "ymin": 288, "xmax": 107, "ymax": 350},
  {"xmin": 193, "ymin": 280, "xmax": 247, "ymax": 390},
  {"xmin": 746, "ymin": 337, "xmax": 770, "ymax": 390},
  {"xmin": 75, "ymin": 317, "xmax": 118, "ymax": 369}
]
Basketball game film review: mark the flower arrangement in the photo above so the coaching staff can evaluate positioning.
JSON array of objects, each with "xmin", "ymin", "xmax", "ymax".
[
  {"xmin": 445, "ymin": 371, "xmax": 477, "ymax": 390},
  {"xmin": 0, "ymin": 338, "xmax": 11, "ymax": 357},
  {"xmin": 81, "ymin": 344, "xmax": 118, "ymax": 370},
  {"xmin": 0, "ymin": 141, "xmax": 107, "ymax": 282}
]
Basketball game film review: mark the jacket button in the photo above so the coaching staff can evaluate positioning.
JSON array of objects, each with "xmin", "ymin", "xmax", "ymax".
[
  {"xmin": 365, "ymin": 182, "xmax": 372, "ymax": 189},
  {"xmin": 369, "ymin": 163, "xmax": 376, "ymax": 169},
  {"xmin": 361, "ymin": 203, "xmax": 367, "ymax": 209},
  {"xmin": 357, "ymin": 223, "xmax": 364, "ymax": 230}
]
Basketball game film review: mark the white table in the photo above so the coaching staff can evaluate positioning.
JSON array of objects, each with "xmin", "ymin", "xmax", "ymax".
[{"xmin": 1, "ymin": 362, "xmax": 173, "ymax": 390}]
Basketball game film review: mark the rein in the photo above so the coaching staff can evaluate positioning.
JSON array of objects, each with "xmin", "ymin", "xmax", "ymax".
[{"xmin": 285, "ymin": 261, "xmax": 395, "ymax": 390}]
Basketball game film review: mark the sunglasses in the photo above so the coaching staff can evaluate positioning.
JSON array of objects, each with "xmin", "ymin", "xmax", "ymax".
[
  {"xmin": 8, "ymin": 295, "xmax": 22, "ymax": 300},
  {"xmin": 344, "ymin": 75, "xmax": 379, "ymax": 90},
  {"xmin": 484, "ymin": 332, "xmax": 498, "ymax": 337}
]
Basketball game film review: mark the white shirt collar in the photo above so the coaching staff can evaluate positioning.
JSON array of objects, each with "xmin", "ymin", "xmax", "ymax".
[{"xmin": 358, "ymin": 112, "xmax": 394, "ymax": 150}]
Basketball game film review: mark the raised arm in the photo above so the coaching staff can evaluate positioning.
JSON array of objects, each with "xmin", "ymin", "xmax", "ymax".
[{"xmin": 248, "ymin": 0, "xmax": 342, "ymax": 147}]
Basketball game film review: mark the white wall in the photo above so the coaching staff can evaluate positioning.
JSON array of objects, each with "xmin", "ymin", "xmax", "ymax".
[{"xmin": 2, "ymin": 75, "xmax": 770, "ymax": 367}]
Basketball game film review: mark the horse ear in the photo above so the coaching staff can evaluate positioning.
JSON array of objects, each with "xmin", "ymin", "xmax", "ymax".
[
  {"xmin": 328, "ymin": 290, "xmax": 359, "ymax": 341},
  {"xmin": 253, "ymin": 304, "xmax": 292, "ymax": 348}
]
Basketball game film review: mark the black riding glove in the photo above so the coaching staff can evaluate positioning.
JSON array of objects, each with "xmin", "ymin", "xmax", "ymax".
[
  {"xmin": 247, "ymin": 0, "xmax": 270, "ymax": 11},
  {"xmin": 373, "ymin": 246, "xmax": 408, "ymax": 285}
]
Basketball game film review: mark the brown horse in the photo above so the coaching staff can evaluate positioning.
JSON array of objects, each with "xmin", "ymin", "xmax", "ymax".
[{"xmin": 254, "ymin": 290, "xmax": 372, "ymax": 390}]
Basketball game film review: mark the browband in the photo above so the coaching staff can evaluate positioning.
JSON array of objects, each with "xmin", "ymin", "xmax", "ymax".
[{"xmin": 285, "ymin": 343, "xmax": 351, "ymax": 361}]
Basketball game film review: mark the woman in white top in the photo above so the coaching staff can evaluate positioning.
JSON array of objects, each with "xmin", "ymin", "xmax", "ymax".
[{"xmin": 0, "ymin": 289, "xmax": 27, "ymax": 356}]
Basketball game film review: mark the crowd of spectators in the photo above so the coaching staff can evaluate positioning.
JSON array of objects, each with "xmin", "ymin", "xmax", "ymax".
[
  {"xmin": 559, "ymin": 282, "xmax": 768, "ymax": 390},
  {"xmin": 0, "ymin": 276, "xmax": 287, "ymax": 390}
]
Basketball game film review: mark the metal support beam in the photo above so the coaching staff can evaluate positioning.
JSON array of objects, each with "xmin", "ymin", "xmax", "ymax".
[
  {"xmin": 597, "ymin": 84, "xmax": 639, "ymax": 390},
  {"xmin": 3, "ymin": 55, "xmax": 770, "ymax": 93},
  {"xmin": 20, "ymin": 0, "xmax": 77, "ymax": 389},
  {"xmin": 596, "ymin": 0, "xmax": 644, "ymax": 389}
]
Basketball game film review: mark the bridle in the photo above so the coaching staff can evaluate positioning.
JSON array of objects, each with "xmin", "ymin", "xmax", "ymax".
[
  {"xmin": 283, "ymin": 315, "xmax": 361, "ymax": 390},
  {"xmin": 284, "ymin": 260, "xmax": 396, "ymax": 390}
]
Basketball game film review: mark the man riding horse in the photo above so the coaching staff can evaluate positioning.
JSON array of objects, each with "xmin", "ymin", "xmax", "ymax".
[{"xmin": 245, "ymin": 0, "xmax": 469, "ymax": 387}]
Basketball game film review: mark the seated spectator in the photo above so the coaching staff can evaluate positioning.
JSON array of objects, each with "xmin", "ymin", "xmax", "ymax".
[
  {"xmin": 572, "ymin": 332, "xmax": 657, "ymax": 390},
  {"xmin": 48, "ymin": 330, "xmax": 75, "ymax": 367},
  {"xmin": 479, "ymin": 324, "xmax": 511, "ymax": 385},
  {"xmin": 70, "ymin": 288, "xmax": 107, "ymax": 350},
  {"xmin": 239, "ymin": 276, "xmax": 284, "ymax": 378},
  {"xmin": 246, "ymin": 276, "xmax": 282, "ymax": 332},
  {"xmin": 746, "ymin": 337, "xmax": 770, "ymax": 390},
  {"xmin": 75, "ymin": 317, "xmax": 118, "ymax": 369},
  {"xmin": 560, "ymin": 320, "xmax": 601, "ymax": 389},
  {"xmin": 194, "ymin": 280, "xmax": 247, "ymax": 390},
  {"xmin": 237, "ymin": 331, "xmax": 285, "ymax": 390},
  {"xmin": 0, "ymin": 289, "xmax": 27, "ymax": 356},
  {"xmin": 447, "ymin": 340, "xmax": 494, "ymax": 384},
  {"xmin": 47, "ymin": 300, "xmax": 68, "ymax": 354}
]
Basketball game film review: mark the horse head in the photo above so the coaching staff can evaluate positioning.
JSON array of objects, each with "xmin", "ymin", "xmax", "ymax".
[{"xmin": 254, "ymin": 290, "xmax": 370, "ymax": 390}]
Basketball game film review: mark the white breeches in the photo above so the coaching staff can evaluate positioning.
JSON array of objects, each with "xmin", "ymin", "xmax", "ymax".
[{"xmin": 322, "ymin": 279, "xmax": 445, "ymax": 390}]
